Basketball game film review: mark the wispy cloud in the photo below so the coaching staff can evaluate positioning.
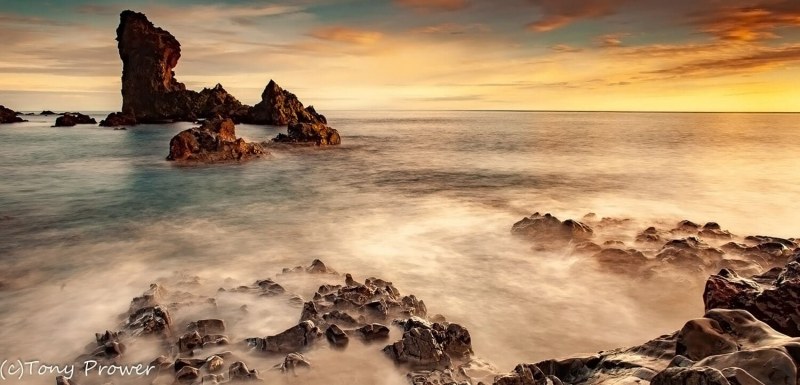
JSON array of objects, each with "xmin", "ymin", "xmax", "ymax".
[
  {"xmin": 691, "ymin": 1, "xmax": 800, "ymax": 42},
  {"xmin": 394, "ymin": 0, "xmax": 469, "ymax": 12},
  {"xmin": 412, "ymin": 23, "xmax": 489, "ymax": 35},
  {"xmin": 526, "ymin": 0, "xmax": 626, "ymax": 32},
  {"xmin": 309, "ymin": 26, "xmax": 384, "ymax": 45}
]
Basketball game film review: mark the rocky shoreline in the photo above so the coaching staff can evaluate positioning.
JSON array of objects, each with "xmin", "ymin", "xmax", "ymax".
[{"xmin": 47, "ymin": 211, "xmax": 800, "ymax": 385}]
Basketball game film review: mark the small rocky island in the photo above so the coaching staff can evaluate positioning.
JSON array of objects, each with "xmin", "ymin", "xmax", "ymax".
[
  {"xmin": 53, "ymin": 112, "xmax": 97, "ymax": 127},
  {"xmin": 0, "ymin": 105, "xmax": 27, "ymax": 124},
  {"xmin": 101, "ymin": 10, "xmax": 340, "ymax": 154},
  {"xmin": 167, "ymin": 117, "xmax": 266, "ymax": 162}
]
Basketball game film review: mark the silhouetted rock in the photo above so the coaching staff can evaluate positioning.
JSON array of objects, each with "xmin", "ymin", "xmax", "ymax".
[
  {"xmin": 246, "ymin": 80, "xmax": 326, "ymax": 125},
  {"xmin": 166, "ymin": 117, "xmax": 266, "ymax": 162},
  {"xmin": 40, "ymin": 110, "xmax": 57, "ymax": 116},
  {"xmin": 53, "ymin": 112, "xmax": 97, "ymax": 127},
  {"xmin": 0, "ymin": 105, "xmax": 26, "ymax": 124},
  {"xmin": 274, "ymin": 122, "xmax": 341, "ymax": 146},
  {"xmin": 99, "ymin": 111, "xmax": 137, "ymax": 127}
]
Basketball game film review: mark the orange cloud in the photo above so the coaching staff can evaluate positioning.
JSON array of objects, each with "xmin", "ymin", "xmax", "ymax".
[
  {"xmin": 648, "ymin": 44, "xmax": 800, "ymax": 77},
  {"xmin": 526, "ymin": 0, "xmax": 626, "ymax": 32},
  {"xmin": 412, "ymin": 23, "xmax": 489, "ymax": 34},
  {"xmin": 597, "ymin": 33, "xmax": 628, "ymax": 47},
  {"xmin": 309, "ymin": 26, "xmax": 384, "ymax": 45},
  {"xmin": 693, "ymin": 2, "xmax": 800, "ymax": 42},
  {"xmin": 395, "ymin": 0, "xmax": 468, "ymax": 12}
]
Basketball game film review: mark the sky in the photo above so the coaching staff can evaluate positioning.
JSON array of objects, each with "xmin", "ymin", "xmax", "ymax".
[{"xmin": 1, "ymin": 0, "xmax": 800, "ymax": 112}]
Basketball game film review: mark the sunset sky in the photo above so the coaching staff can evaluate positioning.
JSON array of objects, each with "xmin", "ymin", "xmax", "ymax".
[{"xmin": 1, "ymin": 0, "xmax": 800, "ymax": 111}]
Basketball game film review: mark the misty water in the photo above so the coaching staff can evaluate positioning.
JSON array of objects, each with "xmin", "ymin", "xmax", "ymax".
[{"xmin": 1, "ymin": 111, "xmax": 800, "ymax": 383}]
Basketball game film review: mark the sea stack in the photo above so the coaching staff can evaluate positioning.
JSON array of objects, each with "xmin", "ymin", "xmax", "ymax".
[{"xmin": 101, "ymin": 10, "xmax": 340, "ymax": 146}]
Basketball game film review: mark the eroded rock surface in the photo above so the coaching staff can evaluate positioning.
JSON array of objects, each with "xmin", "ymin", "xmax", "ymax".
[{"xmin": 166, "ymin": 117, "xmax": 266, "ymax": 162}]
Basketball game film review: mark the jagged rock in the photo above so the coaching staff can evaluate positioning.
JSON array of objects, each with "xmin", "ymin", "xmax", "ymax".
[
  {"xmin": 187, "ymin": 319, "xmax": 225, "ymax": 334},
  {"xmin": 704, "ymin": 265, "xmax": 800, "ymax": 337},
  {"xmin": 99, "ymin": 111, "xmax": 137, "ymax": 127},
  {"xmin": 55, "ymin": 376, "xmax": 76, "ymax": 385},
  {"xmin": 126, "ymin": 305, "xmax": 172, "ymax": 337},
  {"xmin": 325, "ymin": 324, "xmax": 349, "ymax": 346},
  {"xmin": 493, "ymin": 364, "xmax": 548, "ymax": 385},
  {"xmin": 246, "ymin": 80, "xmax": 326, "ymax": 125},
  {"xmin": 89, "ymin": 330, "xmax": 125, "ymax": 359},
  {"xmin": 322, "ymin": 310, "xmax": 358, "ymax": 326},
  {"xmin": 511, "ymin": 213, "xmax": 593, "ymax": 244},
  {"xmin": 0, "ymin": 105, "xmax": 26, "ymax": 124},
  {"xmin": 274, "ymin": 352, "xmax": 312, "ymax": 375},
  {"xmin": 246, "ymin": 320, "xmax": 321, "ymax": 353},
  {"xmin": 656, "ymin": 237, "xmax": 724, "ymax": 270},
  {"xmin": 300, "ymin": 301, "xmax": 319, "ymax": 322},
  {"xmin": 650, "ymin": 366, "xmax": 730, "ymax": 385},
  {"xmin": 53, "ymin": 112, "xmax": 97, "ymax": 127},
  {"xmin": 228, "ymin": 361, "xmax": 260, "ymax": 381},
  {"xmin": 166, "ymin": 117, "xmax": 266, "ymax": 162},
  {"xmin": 273, "ymin": 122, "xmax": 341, "ymax": 146},
  {"xmin": 174, "ymin": 358, "xmax": 206, "ymax": 372},
  {"xmin": 177, "ymin": 331, "xmax": 203, "ymax": 352},
  {"xmin": 175, "ymin": 365, "xmax": 200, "ymax": 382},
  {"xmin": 384, "ymin": 325, "xmax": 451, "ymax": 370},
  {"xmin": 357, "ymin": 323, "xmax": 390, "ymax": 341},
  {"xmin": 206, "ymin": 355, "xmax": 224, "ymax": 372}
]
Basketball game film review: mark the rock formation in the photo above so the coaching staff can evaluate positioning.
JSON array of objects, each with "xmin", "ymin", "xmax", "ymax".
[
  {"xmin": 102, "ymin": 10, "xmax": 341, "ymax": 146},
  {"xmin": 166, "ymin": 117, "xmax": 266, "ymax": 162},
  {"xmin": 0, "ymin": 105, "xmax": 26, "ymax": 124},
  {"xmin": 53, "ymin": 112, "xmax": 97, "ymax": 127}
]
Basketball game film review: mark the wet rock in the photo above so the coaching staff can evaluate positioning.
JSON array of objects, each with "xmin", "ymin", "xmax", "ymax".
[
  {"xmin": 187, "ymin": 319, "xmax": 225, "ymax": 335},
  {"xmin": 55, "ymin": 376, "xmax": 76, "ymax": 385},
  {"xmin": 273, "ymin": 122, "xmax": 341, "ymax": 146},
  {"xmin": 175, "ymin": 365, "xmax": 200, "ymax": 382},
  {"xmin": 650, "ymin": 366, "xmax": 730, "ymax": 385},
  {"xmin": 325, "ymin": 324, "xmax": 349, "ymax": 346},
  {"xmin": 676, "ymin": 318, "xmax": 738, "ymax": 361},
  {"xmin": 636, "ymin": 226, "xmax": 662, "ymax": 243},
  {"xmin": 696, "ymin": 348, "xmax": 795, "ymax": 385},
  {"xmin": 246, "ymin": 79, "xmax": 326, "ymax": 126},
  {"xmin": 246, "ymin": 320, "xmax": 321, "ymax": 353},
  {"xmin": 166, "ymin": 117, "xmax": 266, "ymax": 162},
  {"xmin": 53, "ymin": 112, "xmax": 97, "ymax": 127},
  {"xmin": 384, "ymin": 326, "xmax": 451, "ymax": 370},
  {"xmin": 493, "ymin": 363, "xmax": 548, "ymax": 385},
  {"xmin": 206, "ymin": 355, "xmax": 224, "ymax": 372},
  {"xmin": 673, "ymin": 220, "xmax": 701, "ymax": 233},
  {"xmin": 228, "ymin": 361, "xmax": 260, "ymax": 381},
  {"xmin": 99, "ymin": 111, "xmax": 137, "ymax": 127},
  {"xmin": 308, "ymin": 259, "xmax": 335, "ymax": 274},
  {"xmin": 511, "ymin": 213, "xmax": 593, "ymax": 245},
  {"xmin": 322, "ymin": 310, "xmax": 358, "ymax": 326},
  {"xmin": 177, "ymin": 331, "xmax": 203, "ymax": 352},
  {"xmin": 90, "ymin": 330, "xmax": 126, "ymax": 359},
  {"xmin": 357, "ymin": 323, "xmax": 391, "ymax": 341},
  {"xmin": 174, "ymin": 358, "xmax": 206, "ymax": 372},
  {"xmin": 591, "ymin": 248, "xmax": 648, "ymax": 271},
  {"xmin": 572, "ymin": 241, "xmax": 602, "ymax": 255},
  {"xmin": 699, "ymin": 222, "xmax": 733, "ymax": 239},
  {"xmin": 704, "ymin": 265, "xmax": 800, "ymax": 336},
  {"xmin": 300, "ymin": 301, "xmax": 319, "ymax": 322},
  {"xmin": 656, "ymin": 237, "xmax": 724, "ymax": 270},
  {"xmin": 744, "ymin": 235, "xmax": 797, "ymax": 249},
  {"xmin": 126, "ymin": 305, "xmax": 172, "ymax": 337},
  {"xmin": 274, "ymin": 352, "xmax": 311, "ymax": 375},
  {"xmin": 0, "ymin": 105, "xmax": 26, "ymax": 124}
]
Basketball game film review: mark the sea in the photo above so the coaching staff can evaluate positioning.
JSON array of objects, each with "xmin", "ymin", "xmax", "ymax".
[{"xmin": 1, "ymin": 111, "xmax": 799, "ymax": 384}]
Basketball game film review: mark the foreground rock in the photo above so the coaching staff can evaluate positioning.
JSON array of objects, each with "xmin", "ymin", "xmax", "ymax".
[
  {"xmin": 166, "ymin": 117, "xmax": 266, "ymax": 162},
  {"xmin": 53, "ymin": 112, "xmax": 97, "ymax": 127},
  {"xmin": 0, "ymin": 105, "xmax": 26, "ymax": 124},
  {"xmin": 511, "ymin": 212, "xmax": 593, "ymax": 245},
  {"xmin": 103, "ymin": 10, "xmax": 340, "ymax": 145}
]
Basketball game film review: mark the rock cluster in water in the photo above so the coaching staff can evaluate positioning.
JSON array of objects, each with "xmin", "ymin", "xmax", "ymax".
[
  {"xmin": 53, "ymin": 112, "xmax": 97, "ymax": 127},
  {"xmin": 100, "ymin": 10, "xmax": 340, "ymax": 147},
  {"xmin": 166, "ymin": 117, "xmax": 266, "ymax": 162},
  {"xmin": 0, "ymin": 105, "xmax": 27, "ymax": 124}
]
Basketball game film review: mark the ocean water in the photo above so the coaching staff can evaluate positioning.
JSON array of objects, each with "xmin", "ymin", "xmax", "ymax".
[{"xmin": 1, "ymin": 111, "xmax": 800, "ymax": 382}]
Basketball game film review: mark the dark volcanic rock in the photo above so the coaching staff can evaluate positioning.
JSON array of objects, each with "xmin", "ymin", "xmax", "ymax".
[
  {"xmin": 0, "ymin": 105, "xmax": 26, "ymax": 123},
  {"xmin": 273, "ymin": 121, "xmax": 341, "ymax": 146},
  {"xmin": 99, "ymin": 111, "xmax": 137, "ymax": 127},
  {"xmin": 704, "ymin": 261, "xmax": 800, "ymax": 337},
  {"xmin": 246, "ymin": 80, "xmax": 326, "ymax": 125},
  {"xmin": 166, "ymin": 117, "xmax": 266, "ymax": 162},
  {"xmin": 511, "ymin": 212, "xmax": 593, "ymax": 245},
  {"xmin": 54, "ymin": 112, "xmax": 97, "ymax": 127}
]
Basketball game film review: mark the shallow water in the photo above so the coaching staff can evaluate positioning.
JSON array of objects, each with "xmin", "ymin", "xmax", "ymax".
[{"xmin": 1, "ymin": 111, "xmax": 799, "ymax": 383}]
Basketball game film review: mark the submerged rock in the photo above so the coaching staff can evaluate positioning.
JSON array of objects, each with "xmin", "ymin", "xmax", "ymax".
[
  {"xmin": 53, "ymin": 112, "xmax": 97, "ymax": 127},
  {"xmin": 246, "ymin": 320, "xmax": 322, "ymax": 353},
  {"xmin": 0, "ymin": 105, "xmax": 26, "ymax": 124},
  {"xmin": 166, "ymin": 117, "xmax": 266, "ymax": 162},
  {"xmin": 99, "ymin": 111, "xmax": 136, "ymax": 127},
  {"xmin": 511, "ymin": 212, "xmax": 593, "ymax": 245}
]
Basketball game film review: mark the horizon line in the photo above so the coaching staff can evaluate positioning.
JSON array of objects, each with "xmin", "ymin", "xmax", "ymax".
[{"xmin": 14, "ymin": 109, "xmax": 800, "ymax": 115}]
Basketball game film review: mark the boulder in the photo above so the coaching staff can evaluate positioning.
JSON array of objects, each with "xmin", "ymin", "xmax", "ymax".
[
  {"xmin": 246, "ymin": 320, "xmax": 321, "ymax": 353},
  {"xmin": 273, "ymin": 122, "xmax": 341, "ymax": 146},
  {"xmin": 228, "ymin": 361, "xmax": 259, "ymax": 381},
  {"xmin": 0, "ymin": 105, "xmax": 26, "ymax": 124},
  {"xmin": 53, "ymin": 112, "xmax": 97, "ymax": 127},
  {"xmin": 325, "ymin": 324, "xmax": 349, "ymax": 347},
  {"xmin": 166, "ymin": 117, "xmax": 266, "ymax": 162},
  {"xmin": 99, "ymin": 111, "xmax": 137, "ymax": 127}
]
